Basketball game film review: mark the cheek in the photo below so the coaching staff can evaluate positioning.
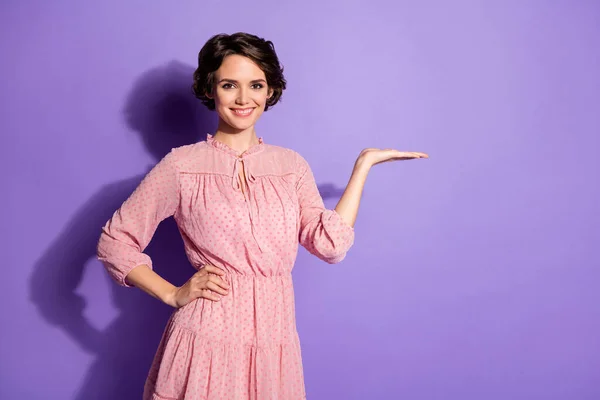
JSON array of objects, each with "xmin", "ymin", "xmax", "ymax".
[
  {"xmin": 255, "ymin": 93, "xmax": 270, "ymax": 107},
  {"xmin": 214, "ymin": 98, "xmax": 232, "ymax": 119},
  {"xmin": 213, "ymin": 92, "xmax": 231, "ymax": 107}
]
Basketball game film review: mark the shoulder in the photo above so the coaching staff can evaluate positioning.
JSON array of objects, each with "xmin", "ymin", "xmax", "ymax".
[
  {"xmin": 252, "ymin": 144, "xmax": 312, "ymax": 178},
  {"xmin": 261, "ymin": 144, "xmax": 310, "ymax": 171},
  {"xmin": 163, "ymin": 141, "xmax": 212, "ymax": 169},
  {"xmin": 170, "ymin": 141, "xmax": 211, "ymax": 158}
]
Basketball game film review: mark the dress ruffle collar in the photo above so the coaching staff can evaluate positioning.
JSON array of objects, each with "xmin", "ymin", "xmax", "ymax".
[{"xmin": 206, "ymin": 134, "xmax": 265, "ymax": 158}]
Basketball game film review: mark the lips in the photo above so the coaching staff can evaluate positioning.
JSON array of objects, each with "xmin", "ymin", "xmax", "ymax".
[{"xmin": 231, "ymin": 108, "xmax": 254, "ymax": 117}]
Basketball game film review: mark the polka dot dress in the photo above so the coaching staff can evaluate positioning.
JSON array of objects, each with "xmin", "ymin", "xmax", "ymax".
[{"xmin": 97, "ymin": 135, "xmax": 355, "ymax": 399}]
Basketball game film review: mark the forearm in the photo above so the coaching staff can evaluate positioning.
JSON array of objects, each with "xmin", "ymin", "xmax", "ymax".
[
  {"xmin": 335, "ymin": 158, "xmax": 371, "ymax": 227},
  {"xmin": 124, "ymin": 265, "xmax": 178, "ymax": 308}
]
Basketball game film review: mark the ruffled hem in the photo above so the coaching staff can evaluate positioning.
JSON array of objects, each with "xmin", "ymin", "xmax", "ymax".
[{"xmin": 143, "ymin": 319, "xmax": 306, "ymax": 400}]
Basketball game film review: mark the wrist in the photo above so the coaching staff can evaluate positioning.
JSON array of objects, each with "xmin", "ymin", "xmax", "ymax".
[
  {"xmin": 162, "ymin": 285, "xmax": 179, "ymax": 308},
  {"xmin": 353, "ymin": 156, "xmax": 372, "ymax": 174}
]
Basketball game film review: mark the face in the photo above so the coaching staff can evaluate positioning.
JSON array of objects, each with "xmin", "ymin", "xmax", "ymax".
[{"xmin": 209, "ymin": 54, "xmax": 272, "ymax": 133}]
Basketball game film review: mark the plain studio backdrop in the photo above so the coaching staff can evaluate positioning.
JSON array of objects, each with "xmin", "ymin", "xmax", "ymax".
[{"xmin": 1, "ymin": 1, "xmax": 599, "ymax": 399}]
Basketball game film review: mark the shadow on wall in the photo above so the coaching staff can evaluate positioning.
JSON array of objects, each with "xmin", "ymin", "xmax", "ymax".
[{"xmin": 29, "ymin": 61, "xmax": 344, "ymax": 400}]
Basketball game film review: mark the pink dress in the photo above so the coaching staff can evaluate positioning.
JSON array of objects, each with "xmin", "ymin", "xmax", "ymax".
[{"xmin": 97, "ymin": 135, "xmax": 354, "ymax": 399}]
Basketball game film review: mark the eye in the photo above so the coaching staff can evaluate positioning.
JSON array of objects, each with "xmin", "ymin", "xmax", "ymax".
[
  {"xmin": 251, "ymin": 83, "xmax": 264, "ymax": 90},
  {"xmin": 221, "ymin": 83, "xmax": 235, "ymax": 89}
]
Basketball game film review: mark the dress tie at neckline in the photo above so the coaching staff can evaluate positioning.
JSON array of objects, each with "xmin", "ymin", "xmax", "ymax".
[
  {"xmin": 206, "ymin": 134, "xmax": 265, "ymax": 252},
  {"xmin": 232, "ymin": 158, "xmax": 256, "ymax": 190},
  {"xmin": 232, "ymin": 157, "xmax": 263, "ymax": 252}
]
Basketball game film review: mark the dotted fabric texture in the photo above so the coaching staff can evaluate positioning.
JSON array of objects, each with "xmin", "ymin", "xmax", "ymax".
[{"xmin": 97, "ymin": 135, "xmax": 354, "ymax": 399}]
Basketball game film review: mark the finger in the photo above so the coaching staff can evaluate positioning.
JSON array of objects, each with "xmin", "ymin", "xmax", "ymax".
[
  {"xmin": 206, "ymin": 280, "xmax": 229, "ymax": 296},
  {"xmin": 391, "ymin": 151, "xmax": 419, "ymax": 159},
  {"xmin": 208, "ymin": 274, "xmax": 230, "ymax": 290},
  {"xmin": 200, "ymin": 289, "xmax": 221, "ymax": 301},
  {"xmin": 202, "ymin": 264, "xmax": 226, "ymax": 276},
  {"xmin": 392, "ymin": 150, "xmax": 417, "ymax": 157},
  {"xmin": 401, "ymin": 152, "xmax": 425, "ymax": 159}
]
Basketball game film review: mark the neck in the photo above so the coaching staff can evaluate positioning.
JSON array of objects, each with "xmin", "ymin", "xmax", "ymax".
[{"xmin": 213, "ymin": 119, "xmax": 260, "ymax": 154}]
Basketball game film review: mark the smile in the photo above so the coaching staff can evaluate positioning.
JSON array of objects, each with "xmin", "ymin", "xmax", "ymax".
[{"xmin": 231, "ymin": 108, "xmax": 254, "ymax": 117}]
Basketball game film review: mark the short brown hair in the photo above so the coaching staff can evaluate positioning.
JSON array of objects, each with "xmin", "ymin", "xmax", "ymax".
[{"xmin": 192, "ymin": 32, "xmax": 287, "ymax": 111}]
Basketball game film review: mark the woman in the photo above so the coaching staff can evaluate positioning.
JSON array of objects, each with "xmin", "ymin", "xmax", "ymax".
[{"xmin": 97, "ymin": 32, "xmax": 428, "ymax": 400}]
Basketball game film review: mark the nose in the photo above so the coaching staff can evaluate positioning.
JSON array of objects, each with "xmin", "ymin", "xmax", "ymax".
[{"xmin": 235, "ymin": 87, "xmax": 250, "ymax": 105}]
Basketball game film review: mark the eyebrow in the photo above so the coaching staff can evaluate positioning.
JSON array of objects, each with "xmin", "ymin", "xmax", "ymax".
[{"xmin": 217, "ymin": 78, "xmax": 267, "ymax": 84}]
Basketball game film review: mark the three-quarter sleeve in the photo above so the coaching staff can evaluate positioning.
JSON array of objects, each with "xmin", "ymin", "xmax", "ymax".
[
  {"xmin": 295, "ymin": 154, "xmax": 354, "ymax": 263},
  {"xmin": 97, "ymin": 150, "xmax": 180, "ymax": 286}
]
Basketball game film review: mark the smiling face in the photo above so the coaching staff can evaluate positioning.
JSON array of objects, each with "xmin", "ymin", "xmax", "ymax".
[{"xmin": 209, "ymin": 54, "xmax": 273, "ymax": 134}]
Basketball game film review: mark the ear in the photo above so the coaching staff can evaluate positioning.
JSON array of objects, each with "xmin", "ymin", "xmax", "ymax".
[
  {"xmin": 205, "ymin": 89, "xmax": 214, "ymax": 99},
  {"xmin": 267, "ymin": 88, "xmax": 274, "ymax": 99}
]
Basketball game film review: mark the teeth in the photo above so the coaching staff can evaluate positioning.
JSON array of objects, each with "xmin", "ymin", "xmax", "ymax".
[{"xmin": 233, "ymin": 109, "xmax": 253, "ymax": 115}]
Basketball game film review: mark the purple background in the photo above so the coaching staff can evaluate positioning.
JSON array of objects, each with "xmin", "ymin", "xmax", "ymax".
[{"xmin": 2, "ymin": 1, "xmax": 599, "ymax": 399}]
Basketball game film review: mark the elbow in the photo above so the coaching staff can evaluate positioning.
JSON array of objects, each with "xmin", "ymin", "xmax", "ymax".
[
  {"xmin": 322, "ymin": 251, "xmax": 348, "ymax": 264},
  {"xmin": 303, "ymin": 239, "xmax": 352, "ymax": 264},
  {"xmin": 95, "ymin": 236, "xmax": 113, "ymax": 272},
  {"xmin": 96, "ymin": 232, "xmax": 149, "ymax": 288},
  {"xmin": 300, "ymin": 214, "xmax": 355, "ymax": 264},
  {"xmin": 96, "ymin": 226, "xmax": 112, "ymax": 259},
  {"xmin": 314, "ymin": 239, "xmax": 355, "ymax": 265},
  {"xmin": 315, "ymin": 243, "xmax": 352, "ymax": 264},
  {"xmin": 97, "ymin": 256, "xmax": 141, "ymax": 288}
]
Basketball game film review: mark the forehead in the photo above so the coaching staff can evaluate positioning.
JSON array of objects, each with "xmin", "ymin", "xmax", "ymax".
[{"xmin": 216, "ymin": 54, "xmax": 266, "ymax": 80}]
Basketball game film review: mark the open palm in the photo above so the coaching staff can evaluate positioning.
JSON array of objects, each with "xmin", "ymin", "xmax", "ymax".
[{"xmin": 359, "ymin": 148, "xmax": 429, "ymax": 166}]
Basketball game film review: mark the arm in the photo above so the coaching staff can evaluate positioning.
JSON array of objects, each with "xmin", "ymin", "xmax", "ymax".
[
  {"xmin": 335, "ymin": 148, "xmax": 429, "ymax": 227},
  {"xmin": 334, "ymin": 157, "xmax": 370, "ymax": 228},
  {"xmin": 296, "ymin": 155, "xmax": 355, "ymax": 264},
  {"xmin": 122, "ymin": 264, "xmax": 179, "ymax": 307},
  {"xmin": 96, "ymin": 150, "xmax": 180, "ymax": 306},
  {"xmin": 296, "ymin": 148, "xmax": 428, "ymax": 263}
]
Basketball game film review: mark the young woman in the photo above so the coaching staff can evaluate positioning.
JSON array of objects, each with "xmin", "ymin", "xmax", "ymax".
[{"xmin": 97, "ymin": 32, "xmax": 428, "ymax": 400}]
